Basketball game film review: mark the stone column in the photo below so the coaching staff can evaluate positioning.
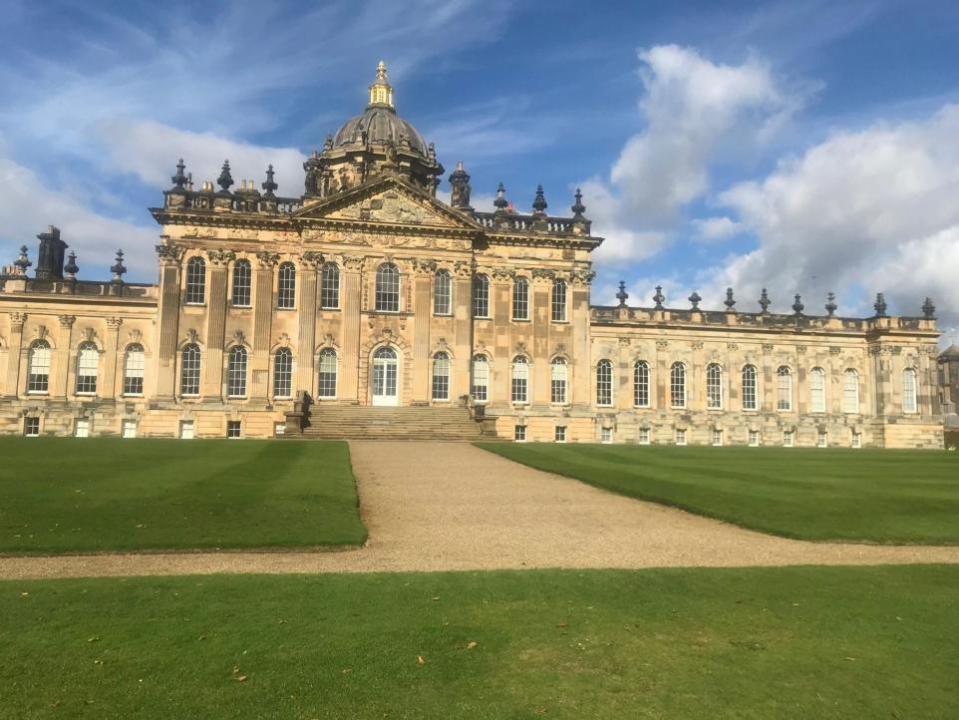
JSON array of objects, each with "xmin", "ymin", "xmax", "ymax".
[
  {"xmin": 340, "ymin": 255, "xmax": 364, "ymax": 404},
  {"xmin": 203, "ymin": 256, "xmax": 229, "ymax": 399},
  {"xmin": 155, "ymin": 245, "xmax": 183, "ymax": 400},
  {"xmin": 296, "ymin": 256, "xmax": 320, "ymax": 394},
  {"xmin": 5, "ymin": 312, "xmax": 26, "ymax": 398},
  {"xmin": 531, "ymin": 273, "xmax": 551, "ymax": 405},
  {"xmin": 411, "ymin": 263, "xmax": 433, "ymax": 404},
  {"xmin": 761, "ymin": 344, "xmax": 774, "ymax": 413},
  {"xmin": 55, "ymin": 315, "xmax": 76, "ymax": 398},
  {"xmin": 252, "ymin": 252, "xmax": 278, "ymax": 401},
  {"xmin": 569, "ymin": 273, "xmax": 592, "ymax": 408},
  {"xmin": 453, "ymin": 261, "xmax": 473, "ymax": 399},
  {"xmin": 102, "ymin": 317, "xmax": 122, "ymax": 399},
  {"xmin": 655, "ymin": 339, "xmax": 669, "ymax": 409}
]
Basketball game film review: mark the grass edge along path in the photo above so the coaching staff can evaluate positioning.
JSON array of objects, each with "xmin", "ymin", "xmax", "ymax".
[
  {"xmin": 0, "ymin": 437, "xmax": 367, "ymax": 555},
  {"xmin": 476, "ymin": 442, "xmax": 959, "ymax": 545},
  {"xmin": 2, "ymin": 565, "xmax": 958, "ymax": 719}
]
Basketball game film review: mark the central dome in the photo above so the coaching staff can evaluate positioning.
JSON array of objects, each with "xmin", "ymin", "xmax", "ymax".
[{"xmin": 331, "ymin": 61, "xmax": 429, "ymax": 157}]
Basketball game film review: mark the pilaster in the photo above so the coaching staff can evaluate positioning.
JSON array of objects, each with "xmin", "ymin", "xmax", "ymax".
[
  {"xmin": 251, "ymin": 252, "xmax": 278, "ymax": 401},
  {"xmin": 102, "ymin": 317, "xmax": 122, "ymax": 399},
  {"xmin": 5, "ymin": 312, "xmax": 25, "ymax": 398},
  {"xmin": 296, "ymin": 257, "xmax": 320, "ymax": 393},
  {"xmin": 340, "ymin": 255, "xmax": 363, "ymax": 403},
  {"xmin": 204, "ymin": 259, "xmax": 229, "ymax": 399},
  {"xmin": 54, "ymin": 315, "xmax": 75, "ymax": 398},
  {"xmin": 155, "ymin": 244, "xmax": 183, "ymax": 400}
]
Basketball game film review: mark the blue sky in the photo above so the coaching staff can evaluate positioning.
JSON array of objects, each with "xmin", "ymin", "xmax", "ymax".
[{"xmin": 1, "ymin": 0, "xmax": 958, "ymax": 342}]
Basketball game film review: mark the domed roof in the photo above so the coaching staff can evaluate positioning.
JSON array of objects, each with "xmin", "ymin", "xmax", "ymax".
[
  {"xmin": 332, "ymin": 105, "xmax": 429, "ymax": 156},
  {"xmin": 331, "ymin": 61, "xmax": 429, "ymax": 157}
]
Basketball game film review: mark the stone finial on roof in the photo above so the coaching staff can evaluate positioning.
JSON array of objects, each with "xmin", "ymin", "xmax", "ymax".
[
  {"xmin": 171, "ymin": 158, "xmax": 188, "ymax": 190},
  {"xmin": 571, "ymin": 187, "xmax": 586, "ymax": 220},
  {"xmin": 217, "ymin": 160, "xmax": 234, "ymax": 193},
  {"xmin": 724, "ymin": 288, "xmax": 736, "ymax": 310},
  {"xmin": 689, "ymin": 291, "xmax": 702, "ymax": 310},
  {"xmin": 874, "ymin": 292, "xmax": 888, "ymax": 317},
  {"xmin": 653, "ymin": 285, "xmax": 665, "ymax": 310},
  {"xmin": 532, "ymin": 185, "xmax": 548, "ymax": 215},
  {"xmin": 493, "ymin": 182, "xmax": 509, "ymax": 211},
  {"xmin": 758, "ymin": 288, "xmax": 770, "ymax": 313},
  {"xmin": 792, "ymin": 294, "xmax": 804, "ymax": 316},
  {"xmin": 922, "ymin": 297, "xmax": 936, "ymax": 319},
  {"xmin": 13, "ymin": 245, "xmax": 31, "ymax": 274},
  {"xmin": 110, "ymin": 249, "xmax": 127, "ymax": 283},
  {"xmin": 825, "ymin": 291, "xmax": 837, "ymax": 316},
  {"xmin": 615, "ymin": 281, "xmax": 628, "ymax": 307},
  {"xmin": 261, "ymin": 164, "xmax": 278, "ymax": 197},
  {"xmin": 64, "ymin": 251, "xmax": 79, "ymax": 279},
  {"xmin": 448, "ymin": 161, "xmax": 472, "ymax": 210}
]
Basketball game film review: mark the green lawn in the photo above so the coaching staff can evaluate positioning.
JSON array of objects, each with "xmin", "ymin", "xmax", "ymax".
[
  {"xmin": 0, "ymin": 438, "xmax": 366, "ymax": 554},
  {"xmin": 478, "ymin": 443, "xmax": 959, "ymax": 544},
  {"xmin": 2, "ymin": 566, "xmax": 957, "ymax": 719}
]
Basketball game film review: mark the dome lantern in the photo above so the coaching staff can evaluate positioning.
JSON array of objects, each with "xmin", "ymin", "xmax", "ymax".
[{"xmin": 368, "ymin": 60, "xmax": 394, "ymax": 110}]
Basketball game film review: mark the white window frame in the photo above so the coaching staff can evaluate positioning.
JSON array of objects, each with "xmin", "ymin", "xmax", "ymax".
[
  {"xmin": 472, "ymin": 274, "xmax": 490, "ymax": 318},
  {"xmin": 514, "ymin": 425, "xmax": 527, "ymax": 442},
  {"xmin": 273, "ymin": 348, "xmax": 294, "ymax": 399},
  {"xmin": 27, "ymin": 341, "xmax": 51, "ymax": 395},
  {"xmin": 321, "ymin": 263, "xmax": 340, "ymax": 309},
  {"xmin": 471, "ymin": 355, "xmax": 489, "ymax": 403},
  {"xmin": 550, "ymin": 357, "xmax": 568, "ymax": 405},
  {"xmin": 810, "ymin": 367, "xmax": 826, "ymax": 413},
  {"xmin": 711, "ymin": 428, "xmax": 723, "ymax": 446},
  {"xmin": 670, "ymin": 362, "xmax": 686, "ymax": 409},
  {"xmin": 180, "ymin": 344, "xmax": 201, "ymax": 397},
  {"xmin": 776, "ymin": 366, "xmax": 793, "ymax": 411},
  {"xmin": 748, "ymin": 430, "xmax": 760, "ymax": 447},
  {"xmin": 227, "ymin": 346, "xmax": 248, "ymax": 398},
  {"xmin": 551, "ymin": 280, "xmax": 567, "ymax": 322},
  {"xmin": 277, "ymin": 262, "xmax": 296, "ymax": 309},
  {"xmin": 511, "ymin": 356, "xmax": 529, "ymax": 404},
  {"xmin": 842, "ymin": 369, "xmax": 859, "ymax": 414},
  {"xmin": 123, "ymin": 344, "xmax": 145, "ymax": 396},
  {"xmin": 318, "ymin": 348, "xmax": 338, "ymax": 399},
  {"xmin": 638, "ymin": 427, "xmax": 650, "ymax": 445},
  {"xmin": 596, "ymin": 359, "xmax": 613, "ymax": 407},
  {"xmin": 122, "ymin": 419, "xmax": 137, "ymax": 439},
  {"xmin": 232, "ymin": 260, "xmax": 252, "ymax": 307},
  {"xmin": 741, "ymin": 365, "xmax": 758, "ymax": 411},
  {"xmin": 706, "ymin": 363, "xmax": 723, "ymax": 410},
  {"xmin": 675, "ymin": 428, "xmax": 687, "ymax": 446},
  {"xmin": 512, "ymin": 277, "xmax": 530, "ymax": 321},
  {"xmin": 902, "ymin": 368, "xmax": 918, "ymax": 414},
  {"xmin": 634, "ymin": 360, "xmax": 650, "ymax": 408},
  {"xmin": 185, "ymin": 256, "xmax": 206, "ymax": 305},
  {"xmin": 75, "ymin": 342, "xmax": 99, "ymax": 396},
  {"xmin": 554, "ymin": 426, "xmax": 567, "ymax": 443},
  {"xmin": 601, "ymin": 427, "xmax": 613, "ymax": 444},
  {"xmin": 433, "ymin": 270, "xmax": 452, "ymax": 316},
  {"xmin": 783, "ymin": 430, "xmax": 794, "ymax": 447},
  {"xmin": 375, "ymin": 263, "xmax": 400, "ymax": 313},
  {"xmin": 431, "ymin": 352, "xmax": 451, "ymax": 401}
]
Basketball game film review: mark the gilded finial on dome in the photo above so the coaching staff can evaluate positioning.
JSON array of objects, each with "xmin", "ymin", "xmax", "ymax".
[{"xmin": 369, "ymin": 60, "xmax": 394, "ymax": 109}]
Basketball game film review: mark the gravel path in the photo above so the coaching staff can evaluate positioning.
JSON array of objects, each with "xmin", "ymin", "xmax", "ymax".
[{"xmin": 2, "ymin": 441, "xmax": 958, "ymax": 580}]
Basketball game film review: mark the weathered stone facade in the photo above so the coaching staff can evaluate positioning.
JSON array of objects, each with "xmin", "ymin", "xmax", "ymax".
[{"xmin": 0, "ymin": 64, "xmax": 944, "ymax": 447}]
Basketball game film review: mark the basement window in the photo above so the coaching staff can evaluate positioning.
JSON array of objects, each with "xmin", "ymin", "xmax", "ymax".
[
  {"xmin": 24, "ymin": 417, "xmax": 39, "ymax": 437},
  {"xmin": 227, "ymin": 420, "xmax": 242, "ymax": 439}
]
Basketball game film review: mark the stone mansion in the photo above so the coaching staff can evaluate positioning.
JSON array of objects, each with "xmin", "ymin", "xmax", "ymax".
[{"xmin": 0, "ymin": 63, "xmax": 945, "ymax": 447}]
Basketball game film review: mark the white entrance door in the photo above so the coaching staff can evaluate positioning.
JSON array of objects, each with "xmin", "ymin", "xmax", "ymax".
[{"xmin": 372, "ymin": 347, "xmax": 398, "ymax": 406}]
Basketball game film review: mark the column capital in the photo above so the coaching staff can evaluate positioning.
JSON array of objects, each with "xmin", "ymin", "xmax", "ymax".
[
  {"xmin": 58, "ymin": 314, "xmax": 76, "ymax": 329},
  {"xmin": 106, "ymin": 316, "xmax": 123, "ymax": 331},
  {"xmin": 156, "ymin": 242, "xmax": 186, "ymax": 266},
  {"xmin": 9, "ymin": 312, "xmax": 26, "ymax": 332}
]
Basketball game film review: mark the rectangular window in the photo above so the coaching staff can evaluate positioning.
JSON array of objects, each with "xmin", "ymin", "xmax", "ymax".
[
  {"xmin": 232, "ymin": 262, "xmax": 252, "ymax": 307},
  {"xmin": 810, "ymin": 368, "xmax": 826, "ymax": 413},
  {"xmin": 601, "ymin": 427, "xmax": 613, "ymax": 444},
  {"xmin": 633, "ymin": 362, "xmax": 650, "ymax": 407},
  {"xmin": 551, "ymin": 281, "xmax": 567, "ymax": 322},
  {"xmin": 274, "ymin": 422, "xmax": 286, "ymax": 437},
  {"xmin": 851, "ymin": 431, "xmax": 861, "ymax": 449},
  {"xmin": 551, "ymin": 361, "xmax": 567, "ymax": 404},
  {"xmin": 748, "ymin": 430, "xmax": 760, "ymax": 447},
  {"xmin": 122, "ymin": 420, "xmax": 137, "ymax": 439},
  {"xmin": 227, "ymin": 420, "xmax": 242, "ymax": 439},
  {"xmin": 472, "ymin": 358, "xmax": 489, "ymax": 403},
  {"xmin": 511, "ymin": 360, "xmax": 529, "ymax": 404},
  {"xmin": 638, "ymin": 427, "xmax": 650, "ymax": 445},
  {"xmin": 24, "ymin": 417, "xmax": 40, "ymax": 437},
  {"xmin": 431, "ymin": 355, "xmax": 450, "ymax": 401},
  {"xmin": 277, "ymin": 264, "xmax": 296, "ymax": 309},
  {"xmin": 179, "ymin": 420, "xmax": 195, "ymax": 440},
  {"xmin": 514, "ymin": 425, "xmax": 526, "ymax": 442},
  {"xmin": 817, "ymin": 430, "xmax": 827, "ymax": 448},
  {"xmin": 783, "ymin": 430, "xmax": 794, "ymax": 447},
  {"xmin": 433, "ymin": 272, "xmax": 452, "ymax": 315},
  {"xmin": 321, "ymin": 264, "xmax": 340, "ymax": 309},
  {"xmin": 675, "ymin": 428, "xmax": 687, "ymax": 446},
  {"xmin": 75, "ymin": 419, "xmax": 90, "ymax": 438},
  {"xmin": 512, "ymin": 279, "xmax": 529, "ymax": 320},
  {"xmin": 555, "ymin": 426, "xmax": 567, "ymax": 443},
  {"xmin": 472, "ymin": 276, "xmax": 489, "ymax": 318},
  {"xmin": 712, "ymin": 428, "xmax": 723, "ymax": 446},
  {"xmin": 124, "ymin": 349, "xmax": 145, "ymax": 396},
  {"xmin": 76, "ymin": 347, "xmax": 99, "ymax": 396}
]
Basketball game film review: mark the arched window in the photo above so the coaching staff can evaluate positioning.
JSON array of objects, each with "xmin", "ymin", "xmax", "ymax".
[
  {"xmin": 551, "ymin": 280, "xmax": 567, "ymax": 322},
  {"xmin": 227, "ymin": 346, "xmax": 248, "ymax": 398},
  {"xmin": 741, "ymin": 365, "xmax": 758, "ymax": 411},
  {"xmin": 511, "ymin": 356, "xmax": 529, "ymax": 404},
  {"xmin": 375, "ymin": 263, "xmax": 400, "ymax": 312},
  {"xmin": 551, "ymin": 357, "xmax": 568, "ymax": 404},
  {"xmin": 273, "ymin": 348, "xmax": 293, "ymax": 399},
  {"xmin": 512, "ymin": 277, "xmax": 529, "ymax": 320},
  {"xmin": 472, "ymin": 274, "xmax": 490, "ymax": 318},
  {"xmin": 27, "ymin": 340, "xmax": 51, "ymax": 394},
  {"xmin": 777, "ymin": 366, "xmax": 792, "ymax": 411},
  {"xmin": 903, "ymin": 368, "xmax": 918, "ymax": 413},
  {"xmin": 670, "ymin": 362, "xmax": 686, "ymax": 408},
  {"xmin": 318, "ymin": 348, "xmax": 337, "ymax": 398},
  {"xmin": 634, "ymin": 360, "xmax": 650, "ymax": 407},
  {"xmin": 321, "ymin": 263, "xmax": 340, "ymax": 309},
  {"xmin": 277, "ymin": 262, "xmax": 296, "ymax": 309},
  {"xmin": 185, "ymin": 257, "xmax": 206, "ymax": 304},
  {"xmin": 842, "ymin": 369, "xmax": 859, "ymax": 414},
  {"xmin": 433, "ymin": 270, "xmax": 452, "ymax": 315},
  {"xmin": 472, "ymin": 355, "xmax": 489, "ymax": 402},
  {"xmin": 180, "ymin": 344, "xmax": 201, "ymax": 396},
  {"xmin": 232, "ymin": 260, "xmax": 252, "ymax": 307},
  {"xmin": 596, "ymin": 359, "xmax": 613, "ymax": 406},
  {"xmin": 431, "ymin": 352, "xmax": 450, "ymax": 401},
  {"xmin": 706, "ymin": 363, "xmax": 723, "ymax": 409},
  {"xmin": 123, "ymin": 344, "xmax": 145, "ymax": 396},
  {"xmin": 75, "ymin": 342, "xmax": 99, "ymax": 395},
  {"xmin": 809, "ymin": 367, "xmax": 826, "ymax": 413}
]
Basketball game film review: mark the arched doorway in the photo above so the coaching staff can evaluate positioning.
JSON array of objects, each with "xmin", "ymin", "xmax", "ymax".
[{"xmin": 371, "ymin": 346, "xmax": 399, "ymax": 406}]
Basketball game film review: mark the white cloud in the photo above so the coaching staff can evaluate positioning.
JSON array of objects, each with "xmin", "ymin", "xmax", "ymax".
[
  {"xmin": 708, "ymin": 104, "xmax": 959, "ymax": 331},
  {"xmin": 691, "ymin": 216, "xmax": 743, "ymax": 243},
  {"xmin": 0, "ymin": 157, "xmax": 157, "ymax": 278},
  {"xmin": 585, "ymin": 45, "xmax": 798, "ymax": 265}
]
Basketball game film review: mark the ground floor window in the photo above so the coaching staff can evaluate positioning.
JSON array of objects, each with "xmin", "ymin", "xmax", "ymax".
[
  {"xmin": 783, "ymin": 430, "xmax": 794, "ymax": 447},
  {"xmin": 472, "ymin": 355, "xmax": 489, "ymax": 402},
  {"xmin": 431, "ymin": 352, "xmax": 450, "ymax": 401},
  {"xmin": 601, "ymin": 427, "xmax": 613, "ymax": 444},
  {"xmin": 675, "ymin": 428, "xmax": 687, "ymax": 446},
  {"xmin": 851, "ymin": 431, "xmax": 862, "ymax": 448},
  {"xmin": 122, "ymin": 420, "xmax": 137, "ymax": 439},
  {"xmin": 180, "ymin": 420, "xmax": 195, "ymax": 440},
  {"xmin": 24, "ymin": 417, "xmax": 39, "ymax": 437},
  {"xmin": 318, "ymin": 349, "xmax": 337, "ymax": 399},
  {"xmin": 748, "ymin": 430, "xmax": 760, "ymax": 447},
  {"xmin": 554, "ymin": 426, "xmax": 566, "ymax": 443},
  {"xmin": 274, "ymin": 422, "xmax": 286, "ymax": 437},
  {"xmin": 514, "ymin": 425, "xmax": 526, "ymax": 442},
  {"xmin": 638, "ymin": 427, "xmax": 650, "ymax": 445},
  {"xmin": 817, "ymin": 430, "xmax": 828, "ymax": 448},
  {"xmin": 711, "ymin": 428, "xmax": 723, "ymax": 446},
  {"xmin": 75, "ymin": 419, "xmax": 90, "ymax": 438},
  {"xmin": 227, "ymin": 420, "xmax": 242, "ymax": 439}
]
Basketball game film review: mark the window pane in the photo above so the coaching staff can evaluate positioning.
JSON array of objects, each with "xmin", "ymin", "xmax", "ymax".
[
  {"xmin": 227, "ymin": 346, "xmax": 248, "ymax": 397},
  {"xmin": 375, "ymin": 264, "xmax": 400, "ymax": 312},
  {"xmin": 472, "ymin": 355, "xmax": 489, "ymax": 401},
  {"xmin": 634, "ymin": 361, "xmax": 649, "ymax": 407},
  {"xmin": 551, "ymin": 280, "xmax": 567, "ymax": 322},
  {"xmin": 742, "ymin": 365, "xmax": 757, "ymax": 410},
  {"xmin": 777, "ymin": 366, "xmax": 792, "ymax": 411},
  {"xmin": 432, "ymin": 352, "xmax": 450, "ymax": 400},
  {"xmin": 321, "ymin": 263, "xmax": 340, "ymax": 309},
  {"xmin": 274, "ymin": 348, "xmax": 293, "ymax": 398},
  {"xmin": 842, "ymin": 369, "xmax": 859, "ymax": 413},
  {"xmin": 810, "ymin": 368, "xmax": 826, "ymax": 413},
  {"xmin": 472, "ymin": 275, "xmax": 489, "ymax": 318},
  {"xmin": 551, "ymin": 358, "xmax": 567, "ymax": 404},
  {"xmin": 181, "ymin": 344, "xmax": 201, "ymax": 396},
  {"xmin": 123, "ymin": 344, "xmax": 145, "ymax": 395},
  {"xmin": 232, "ymin": 260, "xmax": 251, "ymax": 307},
  {"xmin": 28, "ymin": 341, "xmax": 51, "ymax": 393},
  {"xmin": 277, "ymin": 262, "xmax": 296, "ymax": 309},
  {"xmin": 76, "ymin": 343, "xmax": 99, "ymax": 395},
  {"xmin": 596, "ymin": 360, "xmax": 612, "ymax": 406},
  {"xmin": 512, "ymin": 278, "xmax": 529, "ymax": 320},
  {"xmin": 511, "ymin": 356, "xmax": 528, "ymax": 403},
  {"xmin": 318, "ymin": 349, "xmax": 337, "ymax": 398},
  {"xmin": 186, "ymin": 257, "xmax": 206, "ymax": 304},
  {"xmin": 706, "ymin": 364, "xmax": 722, "ymax": 409},
  {"xmin": 434, "ymin": 271, "xmax": 451, "ymax": 315},
  {"xmin": 670, "ymin": 362, "xmax": 686, "ymax": 408},
  {"xmin": 903, "ymin": 369, "xmax": 918, "ymax": 413}
]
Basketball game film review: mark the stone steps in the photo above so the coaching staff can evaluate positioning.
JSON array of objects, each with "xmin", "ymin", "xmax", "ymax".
[{"xmin": 289, "ymin": 405, "xmax": 487, "ymax": 441}]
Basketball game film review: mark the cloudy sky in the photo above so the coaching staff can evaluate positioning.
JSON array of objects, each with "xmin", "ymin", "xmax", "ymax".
[{"xmin": 1, "ymin": 0, "xmax": 958, "ymax": 343}]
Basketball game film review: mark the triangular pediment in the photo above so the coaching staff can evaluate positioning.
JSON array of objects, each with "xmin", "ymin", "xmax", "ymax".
[{"xmin": 295, "ymin": 175, "xmax": 481, "ymax": 232}]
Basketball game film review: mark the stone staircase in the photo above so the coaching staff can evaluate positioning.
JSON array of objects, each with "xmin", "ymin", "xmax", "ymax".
[{"xmin": 290, "ymin": 405, "xmax": 490, "ymax": 441}]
